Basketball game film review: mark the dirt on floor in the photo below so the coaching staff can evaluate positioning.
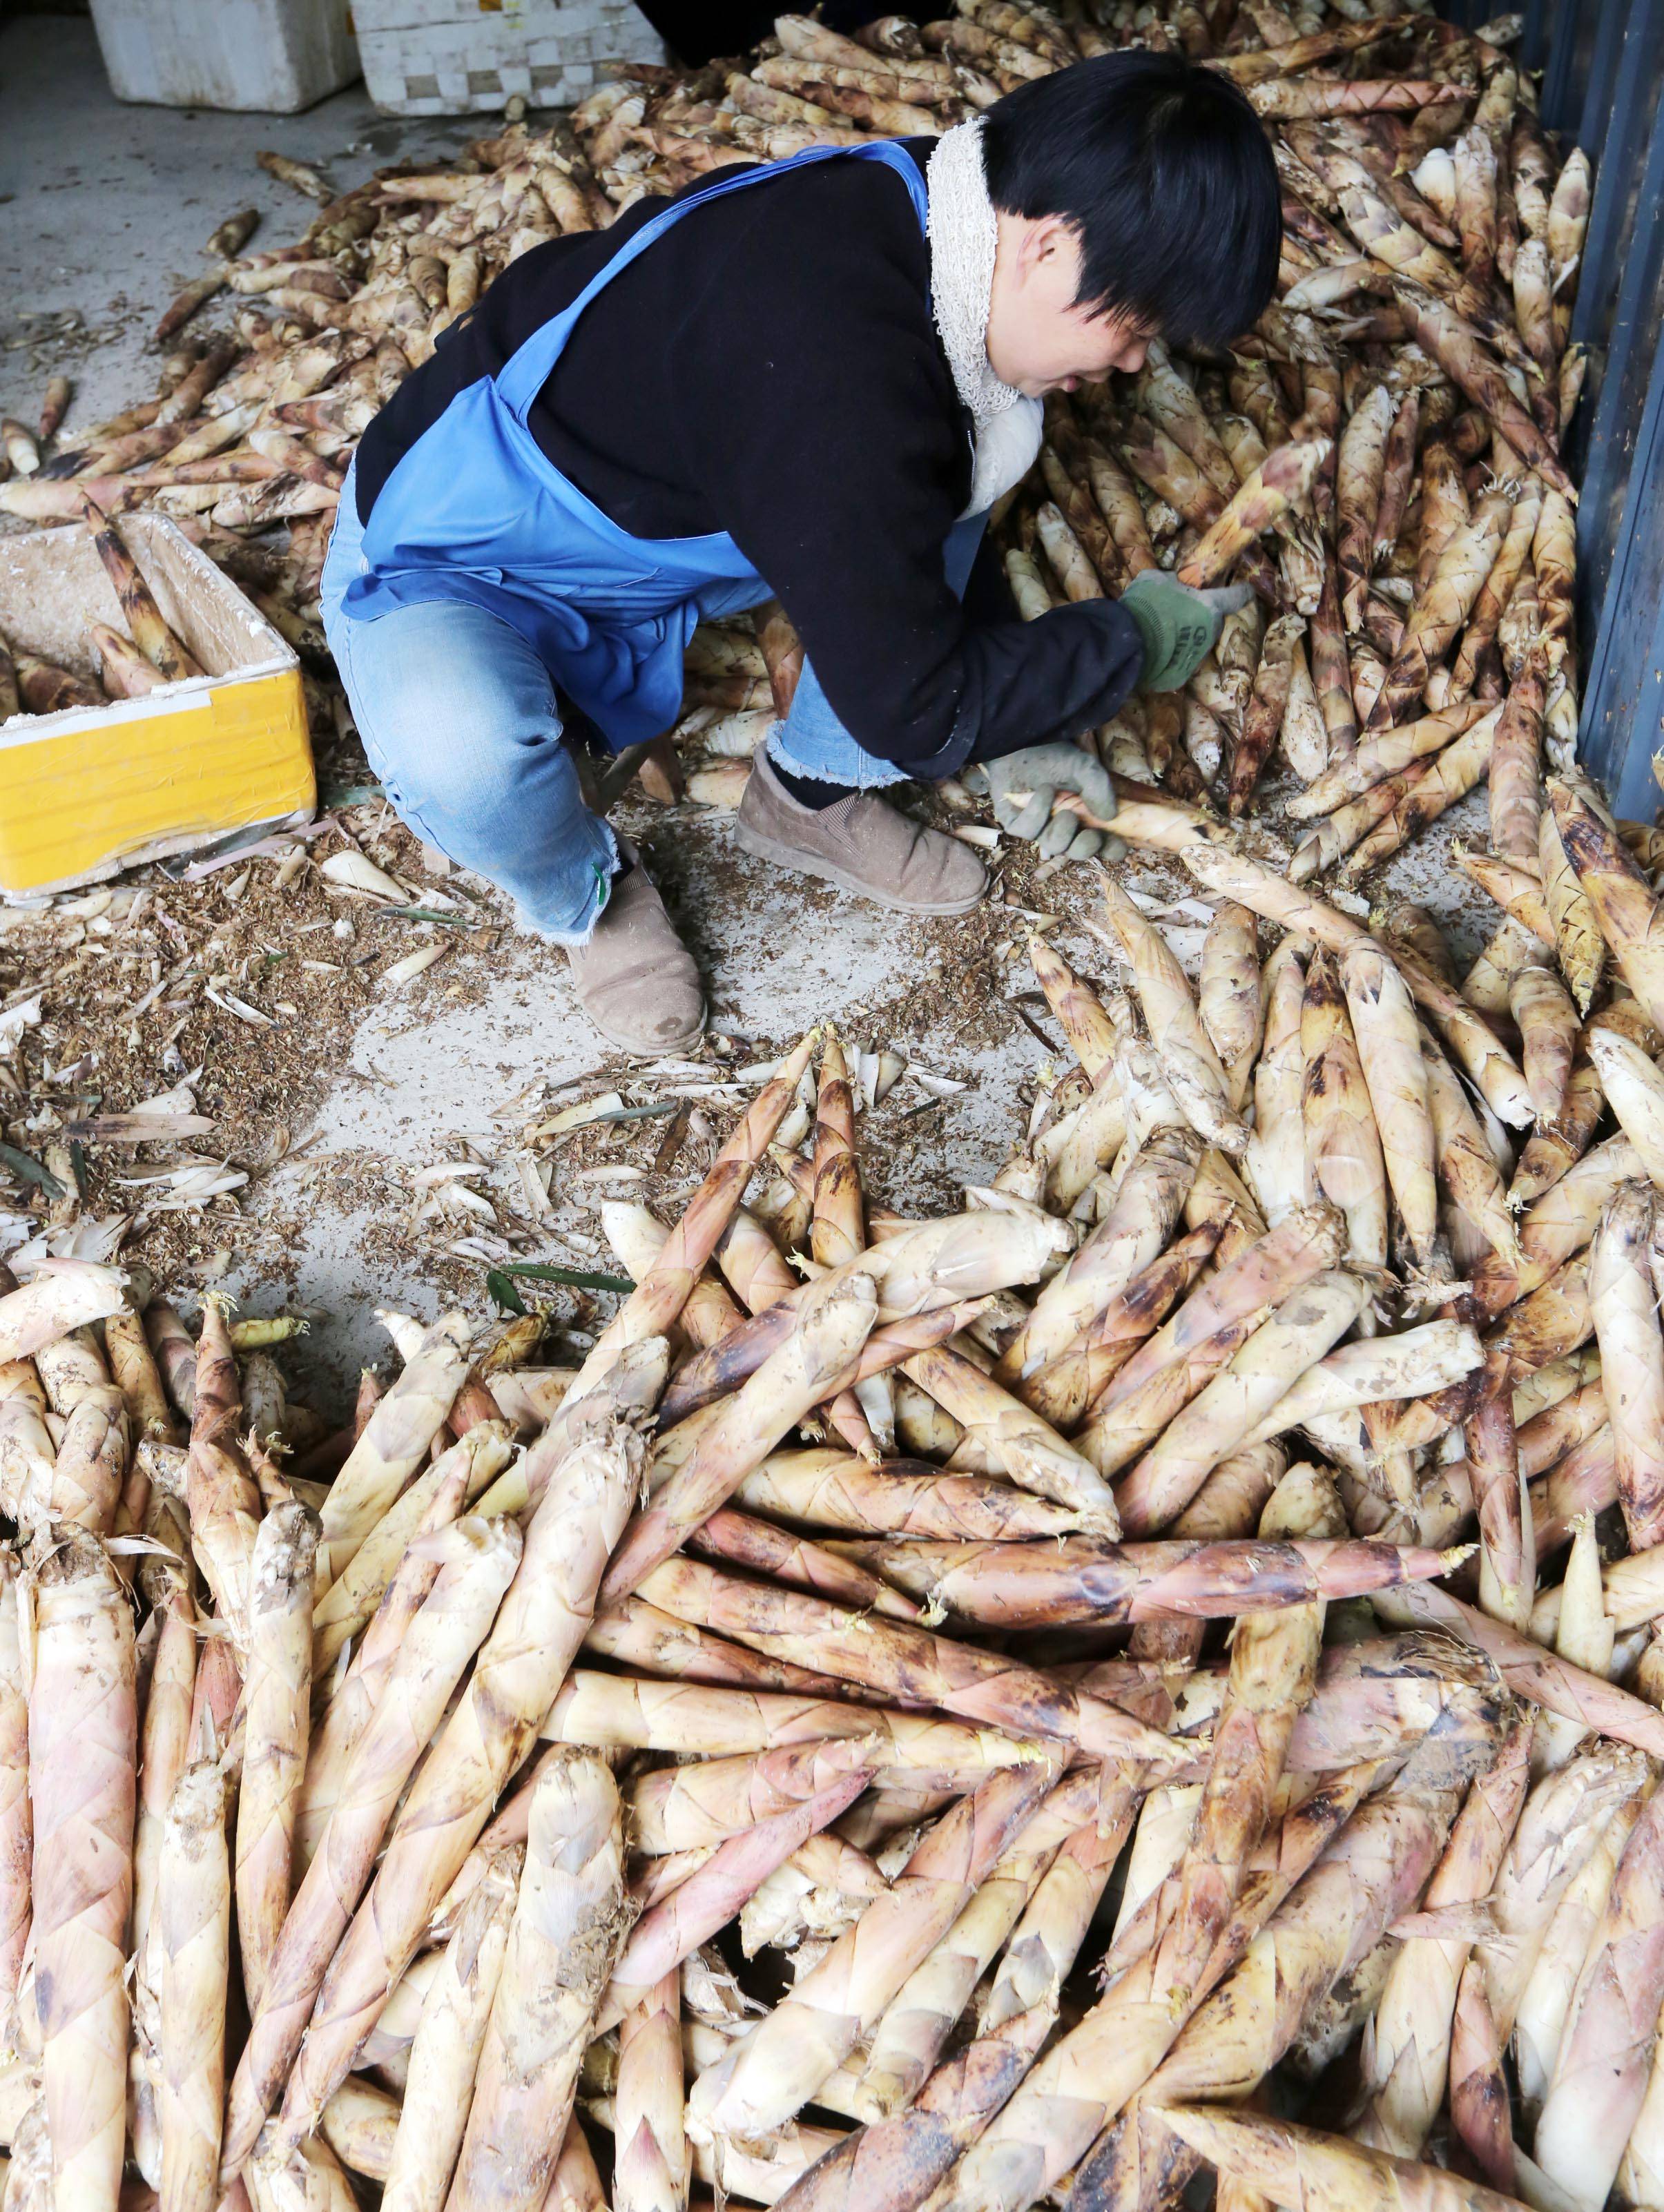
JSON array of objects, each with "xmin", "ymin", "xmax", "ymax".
[{"xmin": 0, "ymin": 704, "xmax": 1500, "ymax": 1423}]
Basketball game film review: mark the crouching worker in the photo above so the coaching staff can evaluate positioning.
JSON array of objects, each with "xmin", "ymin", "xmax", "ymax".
[{"xmin": 321, "ymin": 51, "xmax": 1280, "ymax": 1054}]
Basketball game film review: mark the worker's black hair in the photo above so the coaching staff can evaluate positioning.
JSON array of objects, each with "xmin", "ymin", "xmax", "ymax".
[{"xmin": 980, "ymin": 52, "xmax": 1282, "ymax": 350}]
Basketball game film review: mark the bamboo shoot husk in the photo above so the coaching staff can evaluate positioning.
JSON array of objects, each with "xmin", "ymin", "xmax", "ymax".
[
  {"xmin": 224, "ymin": 1515, "xmax": 523, "ymax": 2174},
  {"xmin": 29, "ymin": 1529, "xmax": 137, "ymax": 2212},
  {"xmin": 270, "ymin": 1417, "xmax": 646, "ymax": 2156},
  {"xmin": 158, "ymin": 1764, "xmax": 230, "ymax": 2212},
  {"xmin": 381, "ymin": 1849, "xmax": 521, "ymax": 2212},
  {"xmin": 445, "ymin": 1752, "xmax": 630, "ymax": 2212}
]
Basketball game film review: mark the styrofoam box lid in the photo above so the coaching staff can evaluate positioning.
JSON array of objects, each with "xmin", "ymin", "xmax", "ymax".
[{"xmin": 88, "ymin": 0, "xmax": 358, "ymax": 113}]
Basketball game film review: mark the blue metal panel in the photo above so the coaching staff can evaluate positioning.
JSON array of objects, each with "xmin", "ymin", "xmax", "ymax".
[
  {"xmin": 1444, "ymin": 0, "xmax": 1664, "ymax": 814},
  {"xmin": 1580, "ymin": 306, "xmax": 1664, "ymax": 816},
  {"xmin": 1541, "ymin": 0, "xmax": 1602, "ymax": 133},
  {"xmin": 1569, "ymin": 0, "xmax": 1663, "ymax": 377},
  {"xmin": 1576, "ymin": 61, "xmax": 1664, "ymax": 809},
  {"xmin": 1566, "ymin": 2, "xmax": 1655, "ymax": 508},
  {"xmin": 1574, "ymin": 0, "xmax": 1634, "ymax": 174},
  {"xmin": 1567, "ymin": 3, "xmax": 1664, "ymax": 697},
  {"xmin": 1519, "ymin": 0, "xmax": 1556, "ymax": 77}
]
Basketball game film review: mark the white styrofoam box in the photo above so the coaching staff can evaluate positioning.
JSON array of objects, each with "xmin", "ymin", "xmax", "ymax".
[
  {"xmin": 354, "ymin": 0, "xmax": 665, "ymax": 116},
  {"xmin": 88, "ymin": 0, "xmax": 359, "ymax": 110}
]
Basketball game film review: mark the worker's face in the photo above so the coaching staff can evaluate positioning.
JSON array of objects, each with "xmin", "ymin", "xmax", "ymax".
[{"xmin": 986, "ymin": 211, "xmax": 1151, "ymax": 396}]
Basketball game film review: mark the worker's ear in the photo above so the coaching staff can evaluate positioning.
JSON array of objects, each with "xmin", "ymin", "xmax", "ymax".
[
  {"xmin": 1020, "ymin": 213, "xmax": 1073, "ymax": 270},
  {"xmin": 1011, "ymin": 212, "xmax": 1084, "ymax": 299}
]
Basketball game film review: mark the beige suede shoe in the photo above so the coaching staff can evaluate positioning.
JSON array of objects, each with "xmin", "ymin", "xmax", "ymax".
[
  {"xmin": 566, "ymin": 862, "xmax": 705, "ymax": 1054},
  {"xmin": 735, "ymin": 753, "xmax": 987, "ymax": 915}
]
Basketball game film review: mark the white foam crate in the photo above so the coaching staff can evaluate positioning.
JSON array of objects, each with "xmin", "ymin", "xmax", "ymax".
[
  {"xmin": 88, "ymin": 0, "xmax": 359, "ymax": 111},
  {"xmin": 353, "ymin": 0, "xmax": 666, "ymax": 115}
]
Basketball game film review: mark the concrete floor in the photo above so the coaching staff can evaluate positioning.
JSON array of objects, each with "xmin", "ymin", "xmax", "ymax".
[
  {"xmin": 0, "ymin": 18, "xmax": 1074, "ymax": 1396},
  {"xmin": 0, "ymin": 15, "xmax": 476, "ymax": 429},
  {"xmin": 0, "ymin": 18, "xmax": 1498, "ymax": 1401}
]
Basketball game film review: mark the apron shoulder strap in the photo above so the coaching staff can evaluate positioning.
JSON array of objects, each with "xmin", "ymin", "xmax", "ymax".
[{"xmin": 496, "ymin": 137, "xmax": 931, "ymax": 416}]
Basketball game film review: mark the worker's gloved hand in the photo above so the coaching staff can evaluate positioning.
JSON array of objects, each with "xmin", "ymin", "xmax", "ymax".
[
  {"xmin": 1119, "ymin": 574, "xmax": 1256, "ymax": 692},
  {"xmin": 969, "ymin": 744, "xmax": 1123, "ymax": 863}
]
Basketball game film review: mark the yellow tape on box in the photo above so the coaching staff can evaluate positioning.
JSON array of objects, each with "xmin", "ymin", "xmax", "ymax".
[
  {"xmin": 0, "ymin": 511, "xmax": 318, "ymax": 896},
  {"xmin": 0, "ymin": 668, "xmax": 314, "ymax": 895}
]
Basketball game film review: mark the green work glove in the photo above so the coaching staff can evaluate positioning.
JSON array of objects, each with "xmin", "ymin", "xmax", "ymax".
[
  {"xmin": 1119, "ymin": 574, "xmax": 1256, "ymax": 692},
  {"xmin": 971, "ymin": 743, "xmax": 1123, "ymax": 862}
]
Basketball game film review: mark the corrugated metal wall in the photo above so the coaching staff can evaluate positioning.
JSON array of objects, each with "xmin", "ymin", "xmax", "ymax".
[{"xmin": 1438, "ymin": 0, "xmax": 1664, "ymax": 816}]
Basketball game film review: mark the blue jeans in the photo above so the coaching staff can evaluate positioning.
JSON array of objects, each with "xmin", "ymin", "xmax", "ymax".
[
  {"xmin": 321, "ymin": 465, "xmax": 987, "ymax": 940},
  {"xmin": 764, "ymin": 510, "xmax": 988, "ymax": 790}
]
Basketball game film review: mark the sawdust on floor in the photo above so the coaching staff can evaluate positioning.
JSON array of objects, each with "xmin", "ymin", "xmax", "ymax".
[{"xmin": 0, "ymin": 733, "xmax": 1500, "ymax": 1416}]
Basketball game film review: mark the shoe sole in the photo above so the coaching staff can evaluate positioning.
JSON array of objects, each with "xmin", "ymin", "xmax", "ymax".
[
  {"xmin": 580, "ymin": 1000, "xmax": 708, "ymax": 1056},
  {"xmin": 732, "ymin": 817, "xmax": 987, "ymax": 916}
]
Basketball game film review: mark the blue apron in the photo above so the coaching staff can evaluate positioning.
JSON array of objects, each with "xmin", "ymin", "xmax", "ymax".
[{"xmin": 341, "ymin": 141, "xmax": 931, "ymax": 754}]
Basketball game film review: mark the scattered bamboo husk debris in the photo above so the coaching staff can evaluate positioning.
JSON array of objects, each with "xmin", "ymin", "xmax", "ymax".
[{"xmin": 6, "ymin": 895, "xmax": 1664, "ymax": 2212}]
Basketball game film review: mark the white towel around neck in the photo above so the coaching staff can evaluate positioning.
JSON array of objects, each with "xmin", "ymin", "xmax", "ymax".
[{"xmin": 925, "ymin": 117, "xmax": 1046, "ymax": 519}]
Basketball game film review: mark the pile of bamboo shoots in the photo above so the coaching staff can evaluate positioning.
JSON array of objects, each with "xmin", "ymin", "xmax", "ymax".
[
  {"xmin": 980, "ymin": 3, "xmax": 1596, "ymax": 866},
  {"xmin": 557, "ymin": 1, "xmax": 1598, "ymax": 834},
  {"xmin": 8, "ymin": 927, "xmax": 1664, "ymax": 2212},
  {"xmin": 0, "ymin": 496, "xmax": 213, "ymax": 718},
  {"xmin": 0, "ymin": 0, "xmax": 1608, "ymax": 885}
]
